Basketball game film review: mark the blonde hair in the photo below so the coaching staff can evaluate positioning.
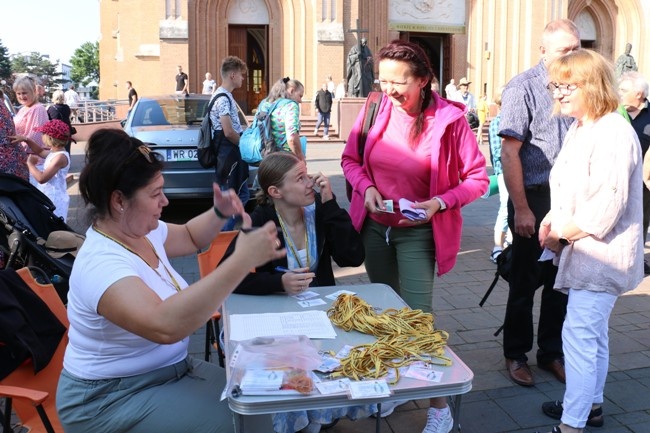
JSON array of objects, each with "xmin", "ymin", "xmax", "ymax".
[
  {"xmin": 547, "ymin": 49, "xmax": 619, "ymax": 120},
  {"xmin": 43, "ymin": 134, "xmax": 67, "ymax": 149},
  {"xmin": 255, "ymin": 151, "xmax": 301, "ymax": 205},
  {"xmin": 52, "ymin": 90, "xmax": 65, "ymax": 104},
  {"xmin": 493, "ymin": 86, "xmax": 505, "ymax": 107},
  {"xmin": 267, "ymin": 77, "xmax": 304, "ymax": 103},
  {"xmin": 13, "ymin": 76, "xmax": 38, "ymax": 104}
]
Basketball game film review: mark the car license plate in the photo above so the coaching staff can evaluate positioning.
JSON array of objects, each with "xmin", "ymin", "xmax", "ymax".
[{"xmin": 165, "ymin": 148, "xmax": 198, "ymax": 162}]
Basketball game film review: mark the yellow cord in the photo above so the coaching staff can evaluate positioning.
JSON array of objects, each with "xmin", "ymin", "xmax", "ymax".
[{"xmin": 327, "ymin": 294, "xmax": 451, "ymax": 384}]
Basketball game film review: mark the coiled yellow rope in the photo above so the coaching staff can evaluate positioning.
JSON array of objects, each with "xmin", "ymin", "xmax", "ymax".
[{"xmin": 327, "ymin": 294, "xmax": 450, "ymax": 384}]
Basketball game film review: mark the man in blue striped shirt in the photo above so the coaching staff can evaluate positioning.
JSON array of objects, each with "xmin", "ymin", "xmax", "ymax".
[{"xmin": 498, "ymin": 19, "xmax": 580, "ymax": 387}]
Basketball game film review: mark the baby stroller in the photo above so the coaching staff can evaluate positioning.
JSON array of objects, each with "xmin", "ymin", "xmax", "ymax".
[{"xmin": 0, "ymin": 173, "xmax": 82, "ymax": 304}]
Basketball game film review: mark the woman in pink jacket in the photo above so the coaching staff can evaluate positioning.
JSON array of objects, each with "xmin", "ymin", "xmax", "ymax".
[{"xmin": 341, "ymin": 40, "xmax": 488, "ymax": 433}]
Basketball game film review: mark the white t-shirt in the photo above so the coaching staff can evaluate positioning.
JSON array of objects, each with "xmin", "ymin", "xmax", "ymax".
[
  {"xmin": 64, "ymin": 89, "xmax": 80, "ymax": 109},
  {"xmin": 202, "ymin": 79, "xmax": 216, "ymax": 95},
  {"xmin": 63, "ymin": 222, "xmax": 190, "ymax": 379},
  {"xmin": 37, "ymin": 150, "xmax": 70, "ymax": 221}
]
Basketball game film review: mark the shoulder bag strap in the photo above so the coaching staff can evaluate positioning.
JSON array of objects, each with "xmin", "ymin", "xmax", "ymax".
[
  {"xmin": 209, "ymin": 92, "xmax": 230, "ymax": 114},
  {"xmin": 208, "ymin": 92, "xmax": 231, "ymax": 145},
  {"xmin": 358, "ymin": 91, "xmax": 383, "ymax": 167}
]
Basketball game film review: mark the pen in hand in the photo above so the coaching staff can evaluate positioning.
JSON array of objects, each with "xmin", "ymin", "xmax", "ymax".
[{"xmin": 275, "ymin": 266, "xmax": 292, "ymax": 273}]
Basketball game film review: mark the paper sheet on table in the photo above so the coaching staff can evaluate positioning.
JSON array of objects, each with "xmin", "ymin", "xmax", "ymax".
[{"xmin": 229, "ymin": 310, "xmax": 337, "ymax": 340}]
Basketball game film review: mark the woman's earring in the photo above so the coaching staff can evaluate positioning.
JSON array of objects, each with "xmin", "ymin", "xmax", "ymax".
[{"xmin": 120, "ymin": 207, "xmax": 124, "ymax": 213}]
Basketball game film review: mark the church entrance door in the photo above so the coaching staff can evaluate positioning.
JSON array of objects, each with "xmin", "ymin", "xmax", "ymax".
[{"xmin": 228, "ymin": 25, "xmax": 268, "ymax": 115}]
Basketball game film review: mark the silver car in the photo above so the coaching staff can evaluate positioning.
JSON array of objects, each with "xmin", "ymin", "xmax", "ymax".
[{"xmin": 122, "ymin": 94, "xmax": 254, "ymax": 200}]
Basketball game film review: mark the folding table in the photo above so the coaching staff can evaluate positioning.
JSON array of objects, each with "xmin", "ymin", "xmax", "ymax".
[{"xmin": 222, "ymin": 283, "xmax": 473, "ymax": 432}]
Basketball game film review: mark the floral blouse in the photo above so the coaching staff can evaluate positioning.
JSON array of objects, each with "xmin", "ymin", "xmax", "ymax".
[{"xmin": 0, "ymin": 101, "xmax": 28, "ymax": 180}]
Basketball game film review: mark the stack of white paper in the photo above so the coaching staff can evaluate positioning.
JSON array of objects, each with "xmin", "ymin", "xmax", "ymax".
[
  {"xmin": 240, "ymin": 369, "xmax": 284, "ymax": 393},
  {"xmin": 229, "ymin": 310, "xmax": 337, "ymax": 341}
]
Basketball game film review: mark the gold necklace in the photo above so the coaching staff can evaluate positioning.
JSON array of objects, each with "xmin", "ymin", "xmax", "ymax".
[
  {"xmin": 93, "ymin": 225, "xmax": 182, "ymax": 293},
  {"xmin": 276, "ymin": 211, "xmax": 310, "ymax": 269}
]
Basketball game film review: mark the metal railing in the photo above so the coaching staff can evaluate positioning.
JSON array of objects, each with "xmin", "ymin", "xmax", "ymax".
[{"xmin": 72, "ymin": 99, "xmax": 129, "ymax": 123}]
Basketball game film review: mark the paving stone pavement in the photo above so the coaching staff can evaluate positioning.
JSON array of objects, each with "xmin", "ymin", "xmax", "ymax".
[{"xmin": 62, "ymin": 140, "xmax": 650, "ymax": 433}]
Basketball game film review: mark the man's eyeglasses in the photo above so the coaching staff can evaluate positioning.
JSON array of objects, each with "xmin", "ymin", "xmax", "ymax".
[{"xmin": 547, "ymin": 82, "xmax": 579, "ymax": 96}]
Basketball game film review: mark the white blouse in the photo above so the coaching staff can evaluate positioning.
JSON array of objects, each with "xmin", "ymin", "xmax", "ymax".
[{"xmin": 550, "ymin": 112, "xmax": 643, "ymax": 295}]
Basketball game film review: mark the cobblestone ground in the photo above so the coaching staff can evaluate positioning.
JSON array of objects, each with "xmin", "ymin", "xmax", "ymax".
[{"xmin": 23, "ymin": 140, "xmax": 650, "ymax": 433}]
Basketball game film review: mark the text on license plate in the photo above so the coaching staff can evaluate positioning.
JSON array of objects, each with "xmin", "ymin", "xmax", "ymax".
[{"xmin": 164, "ymin": 149, "xmax": 198, "ymax": 162}]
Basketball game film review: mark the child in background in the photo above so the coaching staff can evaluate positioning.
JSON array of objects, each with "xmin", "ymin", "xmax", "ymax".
[
  {"xmin": 11, "ymin": 119, "xmax": 71, "ymax": 221},
  {"xmin": 488, "ymin": 88, "xmax": 511, "ymax": 262},
  {"xmin": 477, "ymin": 94, "xmax": 489, "ymax": 145}
]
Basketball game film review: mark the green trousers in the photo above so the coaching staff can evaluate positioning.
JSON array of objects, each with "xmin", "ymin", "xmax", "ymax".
[{"xmin": 361, "ymin": 219, "xmax": 436, "ymax": 313}]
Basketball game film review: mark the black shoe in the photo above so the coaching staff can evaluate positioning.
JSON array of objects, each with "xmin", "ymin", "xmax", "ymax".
[
  {"xmin": 644, "ymin": 260, "xmax": 650, "ymax": 275},
  {"xmin": 541, "ymin": 400, "xmax": 604, "ymax": 427}
]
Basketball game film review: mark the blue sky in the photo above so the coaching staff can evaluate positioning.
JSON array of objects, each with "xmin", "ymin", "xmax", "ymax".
[{"xmin": 2, "ymin": 0, "xmax": 100, "ymax": 64}]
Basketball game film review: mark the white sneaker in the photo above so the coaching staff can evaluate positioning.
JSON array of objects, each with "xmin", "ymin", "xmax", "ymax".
[
  {"xmin": 323, "ymin": 134, "xmax": 330, "ymax": 140},
  {"xmin": 422, "ymin": 407, "xmax": 453, "ymax": 433},
  {"xmin": 313, "ymin": 129, "xmax": 318, "ymax": 135},
  {"xmin": 374, "ymin": 399, "xmax": 408, "ymax": 418}
]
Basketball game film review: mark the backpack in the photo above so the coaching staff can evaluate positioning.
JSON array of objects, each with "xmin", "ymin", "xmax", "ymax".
[
  {"xmin": 240, "ymin": 98, "xmax": 286, "ymax": 164},
  {"xmin": 479, "ymin": 244, "xmax": 512, "ymax": 336},
  {"xmin": 198, "ymin": 92, "xmax": 229, "ymax": 169}
]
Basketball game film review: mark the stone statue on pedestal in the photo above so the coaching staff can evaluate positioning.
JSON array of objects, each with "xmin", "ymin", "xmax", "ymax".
[
  {"xmin": 346, "ymin": 38, "xmax": 374, "ymax": 98},
  {"xmin": 615, "ymin": 43, "xmax": 638, "ymax": 78}
]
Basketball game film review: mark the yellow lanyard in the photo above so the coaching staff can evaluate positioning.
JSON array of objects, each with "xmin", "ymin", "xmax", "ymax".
[
  {"xmin": 276, "ymin": 212, "xmax": 310, "ymax": 269},
  {"xmin": 93, "ymin": 225, "xmax": 182, "ymax": 293}
]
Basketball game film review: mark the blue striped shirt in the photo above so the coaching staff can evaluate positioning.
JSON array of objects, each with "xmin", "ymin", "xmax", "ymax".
[{"xmin": 498, "ymin": 61, "xmax": 574, "ymax": 186}]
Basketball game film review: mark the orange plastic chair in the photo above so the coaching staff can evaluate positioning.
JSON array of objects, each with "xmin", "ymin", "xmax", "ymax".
[
  {"xmin": 0, "ymin": 267, "xmax": 68, "ymax": 433},
  {"xmin": 196, "ymin": 230, "xmax": 239, "ymax": 366}
]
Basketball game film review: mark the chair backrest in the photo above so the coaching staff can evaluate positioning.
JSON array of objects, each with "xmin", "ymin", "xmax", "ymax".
[
  {"xmin": 196, "ymin": 231, "xmax": 239, "ymax": 278},
  {"xmin": 1, "ymin": 267, "xmax": 67, "ymax": 432}
]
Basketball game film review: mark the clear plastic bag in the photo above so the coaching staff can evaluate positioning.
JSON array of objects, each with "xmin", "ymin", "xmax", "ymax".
[{"xmin": 225, "ymin": 335, "xmax": 322, "ymax": 397}]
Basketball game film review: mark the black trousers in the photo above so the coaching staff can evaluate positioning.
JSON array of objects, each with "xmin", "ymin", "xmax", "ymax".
[{"xmin": 503, "ymin": 186, "xmax": 567, "ymax": 364}]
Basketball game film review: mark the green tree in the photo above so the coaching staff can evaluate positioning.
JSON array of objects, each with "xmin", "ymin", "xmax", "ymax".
[
  {"xmin": 10, "ymin": 52, "xmax": 57, "ymax": 79},
  {"xmin": 0, "ymin": 39, "xmax": 11, "ymax": 79},
  {"xmin": 70, "ymin": 41, "xmax": 99, "ymax": 88},
  {"xmin": 10, "ymin": 52, "xmax": 60, "ymax": 101}
]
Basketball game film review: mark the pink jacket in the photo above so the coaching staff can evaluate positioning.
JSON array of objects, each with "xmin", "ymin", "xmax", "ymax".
[{"xmin": 342, "ymin": 92, "xmax": 488, "ymax": 275}]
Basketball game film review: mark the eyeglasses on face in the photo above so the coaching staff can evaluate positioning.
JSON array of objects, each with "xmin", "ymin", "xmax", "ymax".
[{"xmin": 547, "ymin": 82, "xmax": 579, "ymax": 96}]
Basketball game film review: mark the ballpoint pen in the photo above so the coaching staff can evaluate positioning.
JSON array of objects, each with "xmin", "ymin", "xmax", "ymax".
[{"xmin": 274, "ymin": 266, "xmax": 292, "ymax": 273}]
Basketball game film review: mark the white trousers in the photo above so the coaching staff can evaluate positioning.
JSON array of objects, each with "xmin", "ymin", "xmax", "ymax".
[{"xmin": 562, "ymin": 288, "xmax": 617, "ymax": 428}]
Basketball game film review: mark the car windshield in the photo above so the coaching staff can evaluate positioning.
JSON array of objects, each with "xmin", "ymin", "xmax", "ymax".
[{"xmin": 132, "ymin": 97, "xmax": 209, "ymax": 127}]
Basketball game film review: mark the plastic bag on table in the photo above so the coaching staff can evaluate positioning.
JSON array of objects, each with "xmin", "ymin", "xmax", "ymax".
[{"xmin": 225, "ymin": 335, "xmax": 322, "ymax": 397}]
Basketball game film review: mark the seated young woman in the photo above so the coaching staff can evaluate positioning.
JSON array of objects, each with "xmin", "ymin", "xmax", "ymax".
[
  {"xmin": 221, "ymin": 151, "xmax": 370, "ymax": 433},
  {"xmin": 222, "ymin": 150, "xmax": 365, "ymax": 295}
]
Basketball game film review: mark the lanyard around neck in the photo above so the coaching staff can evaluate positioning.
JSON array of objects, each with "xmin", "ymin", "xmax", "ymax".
[
  {"xmin": 93, "ymin": 225, "xmax": 182, "ymax": 293},
  {"xmin": 276, "ymin": 211, "xmax": 310, "ymax": 269}
]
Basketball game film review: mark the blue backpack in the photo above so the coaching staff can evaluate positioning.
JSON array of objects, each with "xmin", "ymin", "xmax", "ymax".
[{"xmin": 240, "ymin": 99, "xmax": 286, "ymax": 164}]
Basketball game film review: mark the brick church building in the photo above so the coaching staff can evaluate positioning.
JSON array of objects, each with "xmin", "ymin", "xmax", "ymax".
[{"xmin": 99, "ymin": 0, "xmax": 648, "ymax": 114}]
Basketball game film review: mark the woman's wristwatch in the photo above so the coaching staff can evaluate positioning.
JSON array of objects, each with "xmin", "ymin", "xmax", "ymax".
[
  {"xmin": 432, "ymin": 196, "xmax": 446, "ymax": 211},
  {"xmin": 557, "ymin": 230, "xmax": 571, "ymax": 246},
  {"xmin": 213, "ymin": 206, "xmax": 232, "ymax": 220}
]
